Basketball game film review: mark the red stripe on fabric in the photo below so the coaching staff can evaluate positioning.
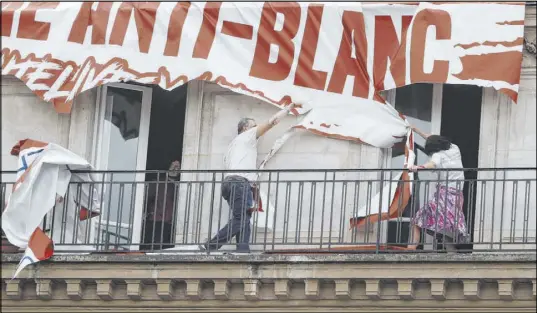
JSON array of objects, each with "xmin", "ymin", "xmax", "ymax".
[
  {"xmin": 13, "ymin": 163, "xmax": 34, "ymax": 191},
  {"xmin": 350, "ymin": 131, "xmax": 413, "ymax": 228},
  {"xmin": 28, "ymin": 228, "xmax": 54, "ymax": 261},
  {"xmin": 79, "ymin": 207, "xmax": 101, "ymax": 221},
  {"xmin": 10, "ymin": 138, "xmax": 48, "ymax": 156}
]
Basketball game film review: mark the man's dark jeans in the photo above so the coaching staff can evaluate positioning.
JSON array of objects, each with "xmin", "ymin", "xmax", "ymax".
[{"xmin": 205, "ymin": 175, "xmax": 253, "ymax": 252}]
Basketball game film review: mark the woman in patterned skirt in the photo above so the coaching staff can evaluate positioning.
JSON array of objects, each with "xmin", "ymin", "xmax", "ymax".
[{"xmin": 407, "ymin": 125, "xmax": 470, "ymax": 251}]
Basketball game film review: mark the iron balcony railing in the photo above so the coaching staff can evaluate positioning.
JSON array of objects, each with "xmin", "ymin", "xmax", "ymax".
[{"xmin": 1, "ymin": 168, "xmax": 535, "ymax": 254}]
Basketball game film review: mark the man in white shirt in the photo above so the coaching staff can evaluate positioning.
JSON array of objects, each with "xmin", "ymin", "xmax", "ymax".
[{"xmin": 201, "ymin": 104, "xmax": 295, "ymax": 253}]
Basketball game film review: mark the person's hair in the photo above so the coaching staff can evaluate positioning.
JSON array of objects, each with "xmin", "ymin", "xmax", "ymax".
[
  {"xmin": 237, "ymin": 117, "xmax": 254, "ymax": 134},
  {"xmin": 424, "ymin": 135, "xmax": 452, "ymax": 156}
]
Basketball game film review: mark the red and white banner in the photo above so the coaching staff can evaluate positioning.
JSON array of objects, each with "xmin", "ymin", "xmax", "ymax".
[
  {"xmin": 3, "ymin": 139, "xmax": 101, "ymax": 278},
  {"xmin": 1, "ymin": 2, "xmax": 526, "ymax": 148},
  {"xmin": 0, "ymin": 2, "xmax": 526, "ymax": 238}
]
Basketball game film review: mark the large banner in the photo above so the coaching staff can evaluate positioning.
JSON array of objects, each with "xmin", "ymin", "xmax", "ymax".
[{"xmin": 1, "ymin": 2, "xmax": 525, "ymax": 148}]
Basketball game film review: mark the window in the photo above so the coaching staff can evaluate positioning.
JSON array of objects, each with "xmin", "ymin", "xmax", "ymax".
[
  {"xmin": 91, "ymin": 82, "xmax": 189, "ymax": 251},
  {"xmin": 92, "ymin": 83, "xmax": 153, "ymax": 250}
]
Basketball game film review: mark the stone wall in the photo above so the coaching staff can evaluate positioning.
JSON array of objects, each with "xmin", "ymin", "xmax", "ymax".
[
  {"xmin": 0, "ymin": 76, "xmax": 97, "ymax": 173},
  {"xmin": 473, "ymin": 6, "xmax": 537, "ymax": 249},
  {"xmin": 1, "ymin": 254, "xmax": 535, "ymax": 312}
]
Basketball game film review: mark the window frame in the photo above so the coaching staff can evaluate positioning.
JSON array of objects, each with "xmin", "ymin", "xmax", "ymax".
[{"xmin": 90, "ymin": 82, "xmax": 153, "ymax": 250}]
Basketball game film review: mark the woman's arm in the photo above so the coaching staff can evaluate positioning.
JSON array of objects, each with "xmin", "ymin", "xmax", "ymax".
[
  {"xmin": 411, "ymin": 125, "xmax": 430, "ymax": 139},
  {"xmin": 409, "ymin": 161, "xmax": 436, "ymax": 172}
]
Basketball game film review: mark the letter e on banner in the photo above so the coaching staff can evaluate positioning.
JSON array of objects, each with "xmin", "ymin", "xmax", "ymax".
[
  {"xmin": 410, "ymin": 9, "xmax": 451, "ymax": 83},
  {"xmin": 250, "ymin": 2, "xmax": 301, "ymax": 82}
]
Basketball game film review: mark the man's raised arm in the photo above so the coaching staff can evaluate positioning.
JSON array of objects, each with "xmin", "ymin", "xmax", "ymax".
[{"xmin": 256, "ymin": 104, "xmax": 296, "ymax": 138}]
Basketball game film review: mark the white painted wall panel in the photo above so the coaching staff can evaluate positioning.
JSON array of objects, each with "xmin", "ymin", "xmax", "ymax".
[
  {"xmin": 1, "ymin": 77, "xmax": 70, "ymax": 173},
  {"xmin": 474, "ymin": 67, "xmax": 536, "ymax": 251}
]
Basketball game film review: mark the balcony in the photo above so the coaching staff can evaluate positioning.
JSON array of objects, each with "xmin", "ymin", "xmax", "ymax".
[
  {"xmin": 1, "ymin": 167, "xmax": 536, "ymax": 253},
  {"xmin": 1, "ymin": 168, "xmax": 536, "ymax": 310}
]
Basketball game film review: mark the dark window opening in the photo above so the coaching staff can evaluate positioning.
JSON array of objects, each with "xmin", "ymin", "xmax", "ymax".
[
  {"xmin": 440, "ymin": 84, "xmax": 482, "ymax": 252},
  {"xmin": 386, "ymin": 84, "xmax": 482, "ymax": 252},
  {"xmin": 139, "ymin": 83, "xmax": 188, "ymax": 250}
]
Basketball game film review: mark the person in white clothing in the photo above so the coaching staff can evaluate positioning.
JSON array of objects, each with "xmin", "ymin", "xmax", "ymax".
[
  {"xmin": 407, "ymin": 125, "xmax": 469, "ymax": 252},
  {"xmin": 201, "ymin": 104, "xmax": 296, "ymax": 253}
]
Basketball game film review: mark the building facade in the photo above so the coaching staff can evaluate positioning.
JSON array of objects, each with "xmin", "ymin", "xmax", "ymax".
[{"xmin": 1, "ymin": 3, "xmax": 535, "ymax": 312}]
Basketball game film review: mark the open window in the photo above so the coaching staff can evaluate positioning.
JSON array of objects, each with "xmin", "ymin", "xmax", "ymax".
[
  {"xmin": 382, "ymin": 83, "xmax": 482, "ymax": 250},
  {"xmin": 91, "ymin": 82, "xmax": 188, "ymax": 251},
  {"xmin": 91, "ymin": 83, "xmax": 153, "ymax": 250}
]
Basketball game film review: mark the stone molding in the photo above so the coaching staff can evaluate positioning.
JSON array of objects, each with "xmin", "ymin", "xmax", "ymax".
[
  {"xmin": 525, "ymin": 5, "xmax": 536, "ymax": 27},
  {"xmin": 1, "ymin": 254, "xmax": 535, "ymax": 311},
  {"xmin": 525, "ymin": 37, "xmax": 536, "ymax": 56}
]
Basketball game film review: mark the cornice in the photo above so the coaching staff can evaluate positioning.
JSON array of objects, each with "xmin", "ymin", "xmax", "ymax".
[{"xmin": 1, "ymin": 258, "xmax": 535, "ymax": 306}]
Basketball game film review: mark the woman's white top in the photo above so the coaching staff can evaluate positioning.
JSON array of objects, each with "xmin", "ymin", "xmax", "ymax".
[{"xmin": 430, "ymin": 144, "xmax": 465, "ymax": 189}]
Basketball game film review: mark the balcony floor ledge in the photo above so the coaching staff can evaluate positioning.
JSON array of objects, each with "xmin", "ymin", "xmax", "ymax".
[{"xmin": 2, "ymin": 251, "xmax": 536, "ymax": 264}]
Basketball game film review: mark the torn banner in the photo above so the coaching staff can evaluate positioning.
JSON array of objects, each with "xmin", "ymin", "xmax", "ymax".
[
  {"xmin": 253, "ymin": 128, "xmax": 298, "ymax": 231},
  {"xmin": 1, "ymin": 2, "xmax": 525, "ymax": 147},
  {"xmin": 0, "ymin": 2, "xmax": 526, "ymax": 239},
  {"xmin": 255, "ymin": 127, "xmax": 416, "ymax": 233},
  {"xmin": 350, "ymin": 130, "xmax": 415, "ymax": 228},
  {"xmin": 2, "ymin": 139, "xmax": 101, "ymax": 278}
]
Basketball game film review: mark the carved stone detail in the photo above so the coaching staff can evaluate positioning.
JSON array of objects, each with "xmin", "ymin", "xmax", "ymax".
[
  {"xmin": 334, "ymin": 279, "xmax": 350, "ymax": 299},
  {"xmin": 156, "ymin": 279, "xmax": 174, "ymax": 300},
  {"xmin": 497, "ymin": 280, "xmax": 514, "ymax": 301},
  {"xmin": 397, "ymin": 279, "xmax": 414, "ymax": 300},
  {"xmin": 1, "ymin": 276, "xmax": 536, "ymax": 304},
  {"xmin": 524, "ymin": 37, "xmax": 536, "ymax": 56},
  {"xmin": 365, "ymin": 279, "xmax": 380, "ymax": 300},
  {"xmin": 274, "ymin": 279, "xmax": 291, "ymax": 300},
  {"xmin": 213, "ymin": 279, "xmax": 231, "ymax": 300},
  {"xmin": 463, "ymin": 280, "xmax": 480, "ymax": 300},
  {"xmin": 185, "ymin": 280, "xmax": 201, "ymax": 300},
  {"xmin": 5, "ymin": 279, "xmax": 21, "ymax": 300},
  {"xmin": 66, "ymin": 279, "xmax": 84, "ymax": 300},
  {"xmin": 1, "ymin": 256, "xmax": 534, "ymax": 307},
  {"xmin": 96, "ymin": 280, "xmax": 115, "ymax": 301},
  {"xmin": 304, "ymin": 279, "xmax": 320, "ymax": 300},
  {"xmin": 430, "ymin": 279, "xmax": 447, "ymax": 300},
  {"xmin": 243, "ymin": 279, "xmax": 260, "ymax": 300},
  {"xmin": 126, "ymin": 280, "xmax": 143, "ymax": 300},
  {"xmin": 36, "ymin": 279, "xmax": 52, "ymax": 300}
]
